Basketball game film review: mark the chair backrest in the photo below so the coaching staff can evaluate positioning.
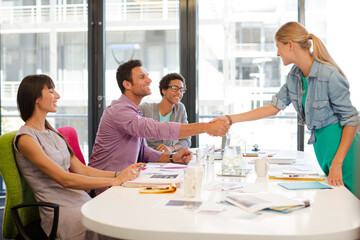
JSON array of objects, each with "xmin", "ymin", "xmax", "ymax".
[
  {"xmin": 0, "ymin": 131, "xmax": 40, "ymax": 239},
  {"xmin": 57, "ymin": 126, "xmax": 86, "ymax": 165}
]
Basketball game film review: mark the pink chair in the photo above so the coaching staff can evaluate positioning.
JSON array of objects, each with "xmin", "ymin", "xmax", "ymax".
[
  {"xmin": 57, "ymin": 126, "xmax": 86, "ymax": 165},
  {"xmin": 57, "ymin": 127, "xmax": 96, "ymax": 197}
]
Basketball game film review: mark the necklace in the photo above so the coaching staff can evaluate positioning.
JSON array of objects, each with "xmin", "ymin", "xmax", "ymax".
[{"xmin": 26, "ymin": 120, "xmax": 46, "ymax": 131}]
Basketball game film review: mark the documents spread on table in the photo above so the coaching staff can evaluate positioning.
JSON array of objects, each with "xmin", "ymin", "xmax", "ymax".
[
  {"xmin": 124, "ymin": 154, "xmax": 331, "ymax": 218},
  {"xmin": 122, "ymin": 163, "xmax": 186, "ymax": 188},
  {"xmin": 224, "ymin": 192, "xmax": 307, "ymax": 213}
]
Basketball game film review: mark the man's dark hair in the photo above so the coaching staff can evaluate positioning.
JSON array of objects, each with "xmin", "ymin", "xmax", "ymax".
[
  {"xmin": 116, "ymin": 59, "xmax": 143, "ymax": 93},
  {"xmin": 159, "ymin": 73, "xmax": 186, "ymax": 97}
]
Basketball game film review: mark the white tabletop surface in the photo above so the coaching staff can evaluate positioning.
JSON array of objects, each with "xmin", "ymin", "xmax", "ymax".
[{"xmin": 81, "ymin": 150, "xmax": 360, "ymax": 240}]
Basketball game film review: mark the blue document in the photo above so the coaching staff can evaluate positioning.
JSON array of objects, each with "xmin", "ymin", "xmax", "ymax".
[{"xmin": 278, "ymin": 181, "xmax": 332, "ymax": 190}]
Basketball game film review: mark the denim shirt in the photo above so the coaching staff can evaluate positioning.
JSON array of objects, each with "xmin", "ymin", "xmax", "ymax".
[{"xmin": 272, "ymin": 60, "xmax": 359, "ymax": 144}]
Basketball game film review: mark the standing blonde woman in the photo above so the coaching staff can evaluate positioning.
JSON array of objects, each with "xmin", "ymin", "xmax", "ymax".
[
  {"xmin": 213, "ymin": 22, "xmax": 359, "ymax": 197},
  {"xmin": 14, "ymin": 74, "xmax": 143, "ymax": 239}
]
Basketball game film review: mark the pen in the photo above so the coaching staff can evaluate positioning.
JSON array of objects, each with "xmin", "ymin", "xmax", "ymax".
[
  {"xmin": 145, "ymin": 186, "xmax": 169, "ymax": 190},
  {"xmin": 243, "ymin": 154, "xmax": 274, "ymax": 157},
  {"xmin": 137, "ymin": 163, "xmax": 147, "ymax": 171},
  {"xmin": 221, "ymin": 186, "xmax": 243, "ymax": 191}
]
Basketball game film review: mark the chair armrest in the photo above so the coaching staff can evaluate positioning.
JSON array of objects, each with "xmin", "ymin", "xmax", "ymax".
[{"xmin": 11, "ymin": 202, "xmax": 59, "ymax": 240}]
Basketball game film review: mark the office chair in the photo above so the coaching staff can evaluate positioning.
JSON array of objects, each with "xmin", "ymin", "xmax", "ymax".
[
  {"xmin": 57, "ymin": 126, "xmax": 86, "ymax": 165},
  {"xmin": 57, "ymin": 126, "xmax": 96, "ymax": 197},
  {"xmin": 0, "ymin": 131, "xmax": 59, "ymax": 240}
]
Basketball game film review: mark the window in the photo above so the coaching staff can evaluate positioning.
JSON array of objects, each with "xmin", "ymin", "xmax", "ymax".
[
  {"xmin": 304, "ymin": 0, "xmax": 360, "ymax": 152},
  {"xmin": 0, "ymin": 0, "xmax": 89, "ymax": 160},
  {"xmin": 104, "ymin": 0, "xmax": 180, "ymax": 105},
  {"xmin": 198, "ymin": 0, "xmax": 298, "ymax": 150}
]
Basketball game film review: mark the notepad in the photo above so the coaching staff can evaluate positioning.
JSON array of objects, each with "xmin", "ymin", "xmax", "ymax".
[
  {"xmin": 268, "ymin": 174, "xmax": 326, "ymax": 181},
  {"xmin": 139, "ymin": 184, "xmax": 177, "ymax": 194},
  {"xmin": 249, "ymin": 157, "xmax": 296, "ymax": 164},
  {"xmin": 278, "ymin": 182, "xmax": 332, "ymax": 190}
]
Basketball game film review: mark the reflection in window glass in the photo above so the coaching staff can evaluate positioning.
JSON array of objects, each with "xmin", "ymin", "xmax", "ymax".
[
  {"xmin": 199, "ymin": 0, "xmax": 298, "ymax": 150},
  {"xmin": 0, "ymin": 1, "xmax": 89, "ymax": 160},
  {"xmin": 105, "ymin": 0, "xmax": 180, "ymax": 105},
  {"xmin": 304, "ymin": 0, "xmax": 360, "ymax": 152}
]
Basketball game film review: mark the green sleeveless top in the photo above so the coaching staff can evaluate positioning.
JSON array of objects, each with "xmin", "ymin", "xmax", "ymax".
[{"xmin": 302, "ymin": 75, "xmax": 359, "ymax": 196}]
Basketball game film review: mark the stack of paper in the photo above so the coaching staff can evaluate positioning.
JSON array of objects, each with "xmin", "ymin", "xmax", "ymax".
[
  {"xmin": 225, "ymin": 192, "xmax": 305, "ymax": 213},
  {"xmin": 249, "ymin": 157, "xmax": 296, "ymax": 164},
  {"xmin": 122, "ymin": 163, "xmax": 185, "ymax": 188},
  {"xmin": 268, "ymin": 172, "xmax": 326, "ymax": 181}
]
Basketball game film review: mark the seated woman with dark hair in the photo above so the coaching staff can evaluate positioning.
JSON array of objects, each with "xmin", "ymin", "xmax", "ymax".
[{"xmin": 14, "ymin": 74, "xmax": 143, "ymax": 240}]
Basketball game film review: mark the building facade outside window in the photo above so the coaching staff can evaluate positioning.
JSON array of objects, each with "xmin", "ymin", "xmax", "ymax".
[
  {"xmin": 1, "ymin": 0, "xmax": 359, "ymax": 159},
  {"xmin": 0, "ymin": 0, "xmax": 89, "ymax": 159}
]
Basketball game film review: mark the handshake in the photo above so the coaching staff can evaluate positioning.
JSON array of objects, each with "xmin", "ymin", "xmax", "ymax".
[{"xmin": 206, "ymin": 115, "xmax": 232, "ymax": 137}]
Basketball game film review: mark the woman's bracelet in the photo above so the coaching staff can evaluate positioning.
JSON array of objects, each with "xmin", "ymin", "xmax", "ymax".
[
  {"xmin": 225, "ymin": 115, "xmax": 233, "ymax": 126},
  {"xmin": 114, "ymin": 171, "xmax": 118, "ymax": 178}
]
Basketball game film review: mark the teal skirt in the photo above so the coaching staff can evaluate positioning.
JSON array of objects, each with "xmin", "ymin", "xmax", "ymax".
[{"xmin": 313, "ymin": 122, "xmax": 360, "ymax": 197}]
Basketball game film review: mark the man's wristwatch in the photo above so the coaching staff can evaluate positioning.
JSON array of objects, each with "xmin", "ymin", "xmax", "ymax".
[
  {"xmin": 170, "ymin": 145, "xmax": 175, "ymax": 152},
  {"xmin": 169, "ymin": 154, "xmax": 175, "ymax": 163}
]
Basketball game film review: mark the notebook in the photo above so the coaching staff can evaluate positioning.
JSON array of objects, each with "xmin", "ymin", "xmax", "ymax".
[
  {"xmin": 278, "ymin": 182, "xmax": 332, "ymax": 190},
  {"xmin": 249, "ymin": 157, "xmax": 296, "ymax": 164}
]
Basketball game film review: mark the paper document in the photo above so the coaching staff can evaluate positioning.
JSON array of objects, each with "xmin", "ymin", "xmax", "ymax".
[
  {"xmin": 225, "ymin": 192, "xmax": 305, "ymax": 213},
  {"xmin": 249, "ymin": 157, "xmax": 296, "ymax": 164},
  {"xmin": 122, "ymin": 167, "xmax": 184, "ymax": 188},
  {"xmin": 268, "ymin": 173, "xmax": 326, "ymax": 181}
]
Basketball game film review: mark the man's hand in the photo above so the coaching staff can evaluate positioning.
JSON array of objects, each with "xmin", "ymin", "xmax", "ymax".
[
  {"xmin": 172, "ymin": 148, "xmax": 192, "ymax": 164},
  {"xmin": 155, "ymin": 144, "xmax": 172, "ymax": 153},
  {"xmin": 206, "ymin": 120, "xmax": 230, "ymax": 137}
]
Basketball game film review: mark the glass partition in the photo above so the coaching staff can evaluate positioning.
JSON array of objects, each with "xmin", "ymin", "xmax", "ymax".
[
  {"xmin": 198, "ymin": 0, "xmax": 298, "ymax": 151},
  {"xmin": 104, "ymin": 0, "xmax": 180, "ymax": 105},
  {"xmin": 304, "ymin": 0, "xmax": 360, "ymax": 152},
  {"xmin": 0, "ymin": 0, "xmax": 89, "ymax": 160}
]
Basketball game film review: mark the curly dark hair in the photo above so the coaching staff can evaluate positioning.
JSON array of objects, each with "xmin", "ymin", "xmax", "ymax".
[
  {"xmin": 116, "ymin": 59, "xmax": 143, "ymax": 93},
  {"xmin": 159, "ymin": 73, "xmax": 186, "ymax": 97}
]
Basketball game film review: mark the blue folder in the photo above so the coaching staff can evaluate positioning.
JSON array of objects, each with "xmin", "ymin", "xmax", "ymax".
[{"xmin": 278, "ymin": 181, "xmax": 332, "ymax": 190}]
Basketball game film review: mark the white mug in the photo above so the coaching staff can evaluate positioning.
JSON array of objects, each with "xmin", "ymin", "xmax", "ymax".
[{"xmin": 255, "ymin": 157, "xmax": 269, "ymax": 177}]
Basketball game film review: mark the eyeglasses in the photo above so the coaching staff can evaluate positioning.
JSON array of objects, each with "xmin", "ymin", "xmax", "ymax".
[{"xmin": 167, "ymin": 85, "xmax": 187, "ymax": 94}]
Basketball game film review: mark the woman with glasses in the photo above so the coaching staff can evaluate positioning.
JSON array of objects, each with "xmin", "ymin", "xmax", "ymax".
[{"xmin": 140, "ymin": 73, "xmax": 191, "ymax": 153}]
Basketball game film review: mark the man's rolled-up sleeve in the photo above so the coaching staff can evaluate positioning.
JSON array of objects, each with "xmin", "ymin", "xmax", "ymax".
[{"xmin": 113, "ymin": 110, "xmax": 181, "ymax": 140}]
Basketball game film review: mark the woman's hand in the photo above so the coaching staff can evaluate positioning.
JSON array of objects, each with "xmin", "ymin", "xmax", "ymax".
[
  {"xmin": 155, "ymin": 144, "xmax": 172, "ymax": 153},
  {"xmin": 209, "ymin": 115, "xmax": 230, "ymax": 125},
  {"xmin": 114, "ymin": 163, "xmax": 143, "ymax": 186},
  {"xmin": 327, "ymin": 162, "xmax": 344, "ymax": 187}
]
